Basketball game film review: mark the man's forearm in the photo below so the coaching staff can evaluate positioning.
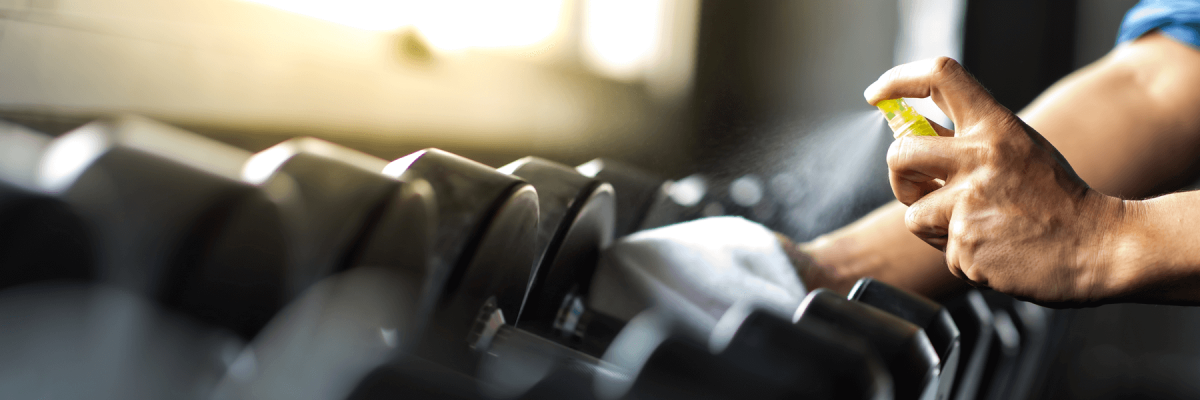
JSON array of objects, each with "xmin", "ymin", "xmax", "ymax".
[
  {"xmin": 1021, "ymin": 32, "xmax": 1200, "ymax": 199},
  {"xmin": 1107, "ymin": 191, "xmax": 1200, "ymax": 304},
  {"xmin": 800, "ymin": 201, "xmax": 965, "ymax": 298}
]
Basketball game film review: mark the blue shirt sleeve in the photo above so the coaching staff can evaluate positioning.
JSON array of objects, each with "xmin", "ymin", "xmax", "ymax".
[{"xmin": 1117, "ymin": 0, "xmax": 1200, "ymax": 47}]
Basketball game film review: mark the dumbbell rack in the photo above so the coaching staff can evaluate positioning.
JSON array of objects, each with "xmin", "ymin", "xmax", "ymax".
[{"xmin": 0, "ymin": 116, "xmax": 1064, "ymax": 400}]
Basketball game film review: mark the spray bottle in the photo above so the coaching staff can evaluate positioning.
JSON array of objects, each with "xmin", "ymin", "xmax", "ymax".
[{"xmin": 876, "ymin": 99, "xmax": 938, "ymax": 138}]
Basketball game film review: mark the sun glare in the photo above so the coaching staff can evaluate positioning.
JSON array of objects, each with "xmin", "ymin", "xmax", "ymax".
[{"xmin": 243, "ymin": 0, "xmax": 564, "ymax": 50}]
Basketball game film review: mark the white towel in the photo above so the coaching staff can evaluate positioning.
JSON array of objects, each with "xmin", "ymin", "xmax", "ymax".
[{"xmin": 589, "ymin": 216, "xmax": 807, "ymax": 336}]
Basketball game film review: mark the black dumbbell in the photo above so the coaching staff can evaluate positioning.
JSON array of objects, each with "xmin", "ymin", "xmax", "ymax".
[
  {"xmin": 975, "ymin": 292, "xmax": 1052, "ymax": 400},
  {"xmin": 0, "ymin": 124, "xmax": 93, "ymax": 289},
  {"xmin": 239, "ymin": 137, "xmax": 421, "ymax": 298},
  {"xmin": 974, "ymin": 308, "xmax": 1020, "ymax": 400},
  {"xmin": 210, "ymin": 142, "xmax": 438, "ymax": 399},
  {"xmin": 379, "ymin": 149, "xmax": 540, "ymax": 376},
  {"xmin": 849, "ymin": 278, "xmax": 960, "ymax": 400},
  {"xmin": 472, "ymin": 302, "xmax": 892, "ymax": 400},
  {"xmin": 638, "ymin": 173, "xmax": 714, "ymax": 231},
  {"xmin": 0, "ymin": 282, "xmax": 244, "ymax": 400},
  {"xmin": 576, "ymin": 158, "xmax": 668, "ymax": 237},
  {"xmin": 797, "ymin": 288, "xmax": 941, "ymax": 400},
  {"xmin": 942, "ymin": 290, "xmax": 995, "ymax": 400},
  {"xmin": 209, "ymin": 266, "xmax": 429, "ymax": 400},
  {"xmin": 613, "ymin": 305, "xmax": 893, "ymax": 400},
  {"xmin": 997, "ymin": 298, "xmax": 1054, "ymax": 400},
  {"xmin": 331, "ymin": 148, "xmax": 542, "ymax": 398},
  {"xmin": 34, "ymin": 116, "xmax": 288, "ymax": 337},
  {"xmin": 498, "ymin": 157, "xmax": 615, "ymax": 341}
]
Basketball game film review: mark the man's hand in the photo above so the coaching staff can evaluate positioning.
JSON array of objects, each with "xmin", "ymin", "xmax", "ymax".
[
  {"xmin": 775, "ymin": 234, "xmax": 858, "ymax": 295},
  {"xmin": 865, "ymin": 57, "xmax": 1130, "ymax": 306}
]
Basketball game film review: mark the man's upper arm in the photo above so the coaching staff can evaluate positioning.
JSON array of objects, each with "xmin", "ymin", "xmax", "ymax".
[{"xmin": 1018, "ymin": 31, "xmax": 1200, "ymax": 198}]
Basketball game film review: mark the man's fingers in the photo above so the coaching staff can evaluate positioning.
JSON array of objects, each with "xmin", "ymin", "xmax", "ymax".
[
  {"xmin": 943, "ymin": 215, "xmax": 985, "ymax": 288},
  {"xmin": 890, "ymin": 171, "xmax": 942, "ymax": 206},
  {"xmin": 887, "ymin": 135, "xmax": 959, "ymax": 204},
  {"xmin": 904, "ymin": 189, "xmax": 955, "ymax": 250},
  {"xmin": 864, "ymin": 57, "xmax": 1003, "ymax": 129}
]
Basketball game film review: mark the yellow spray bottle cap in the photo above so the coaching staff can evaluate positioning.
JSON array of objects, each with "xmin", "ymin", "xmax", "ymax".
[{"xmin": 876, "ymin": 98, "xmax": 939, "ymax": 138}]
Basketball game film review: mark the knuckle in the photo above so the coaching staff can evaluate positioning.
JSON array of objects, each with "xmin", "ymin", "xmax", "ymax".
[
  {"xmin": 930, "ymin": 56, "xmax": 962, "ymax": 80},
  {"xmin": 944, "ymin": 249, "xmax": 968, "ymax": 280},
  {"xmin": 884, "ymin": 64, "xmax": 905, "ymax": 82},
  {"xmin": 947, "ymin": 217, "xmax": 975, "ymax": 247},
  {"xmin": 964, "ymin": 265, "xmax": 987, "ymax": 286}
]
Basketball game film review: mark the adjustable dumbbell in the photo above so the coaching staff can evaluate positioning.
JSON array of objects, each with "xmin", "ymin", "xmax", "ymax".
[
  {"xmin": 498, "ymin": 157, "xmax": 615, "ymax": 343},
  {"xmin": 942, "ymin": 290, "xmax": 995, "ymax": 400},
  {"xmin": 797, "ymin": 288, "xmax": 941, "ymax": 400},
  {"xmin": 210, "ymin": 138, "xmax": 438, "ymax": 400},
  {"xmin": 0, "ymin": 123, "xmax": 93, "ymax": 289},
  {"xmin": 33, "ymin": 115, "xmax": 288, "ymax": 337},
  {"xmin": 849, "ymin": 278, "xmax": 960, "ymax": 400}
]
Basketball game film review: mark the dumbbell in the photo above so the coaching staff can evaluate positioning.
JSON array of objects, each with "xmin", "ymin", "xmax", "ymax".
[
  {"xmin": 0, "ymin": 282, "xmax": 244, "ymax": 400},
  {"xmin": 797, "ymin": 288, "xmax": 941, "ymax": 400},
  {"xmin": 498, "ymin": 157, "xmax": 615, "ymax": 342},
  {"xmin": 971, "ymin": 298, "xmax": 1022, "ymax": 400},
  {"xmin": 238, "ymin": 137, "xmax": 433, "ymax": 299},
  {"xmin": 33, "ymin": 115, "xmax": 288, "ymax": 337},
  {"xmin": 975, "ymin": 292, "xmax": 1051, "ymax": 400},
  {"xmin": 942, "ymin": 290, "xmax": 995, "ymax": 400},
  {"xmin": 0, "ymin": 123, "xmax": 93, "ymax": 289},
  {"xmin": 576, "ymin": 158, "xmax": 669, "ymax": 237},
  {"xmin": 477, "ymin": 286, "xmax": 913, "ymax": 399},
  {"xmin": 210, "ymin": 139, "xmax": 438, "ymax": 400},
  {"xmin": 849, "ymin": 278, "xmax": 960, "ymax": 400},
  {"xmin": 0, "ymin": 119, "xmax": 50, "ymax": 188},
  {"xmin": 378, "ymin": 148, "xmax": 540, "ymax": 376},
  {"xmin": 210, "ymin": 267, "xmax": 429, "ymax": 400},
  {"xmin": 638, "ymin": 173, "xmax": 716, "ymax": 230},
  {"xmin": 311, "ymin": 148, "xmax": 539, "ymax": 398},
  {"xmin": 998, "ymin": 297, "xmax": 1054, "ymax": 400},
  {"xmin": 606, "ymin": 305, "xmax": 893, "ymax": 400},
  {"xmin": 222, "ymin": 147, "xmax": 536, "ymax": 397},
  {"xmin": 472, "ymin": 301, "xmax": 892, "ymax": 400}
]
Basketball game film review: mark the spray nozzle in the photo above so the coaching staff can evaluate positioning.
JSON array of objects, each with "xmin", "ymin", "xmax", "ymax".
[{"xmin": 876, "ymin": 99, "xmax": 938, "ymax": 138}]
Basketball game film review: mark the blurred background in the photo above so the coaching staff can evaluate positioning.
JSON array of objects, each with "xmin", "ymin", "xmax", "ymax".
[{"xmin": 3, "ymin": 0, "xmax": 1200, "ymax": 398}]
